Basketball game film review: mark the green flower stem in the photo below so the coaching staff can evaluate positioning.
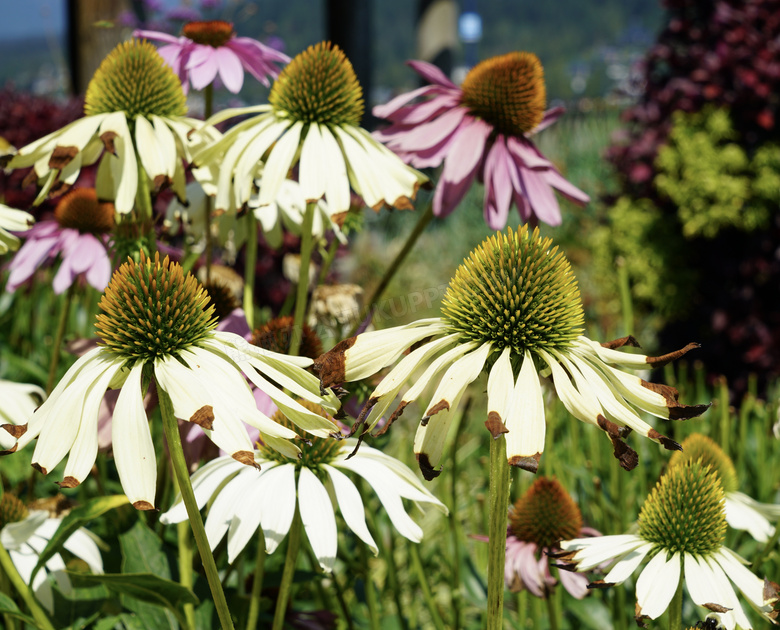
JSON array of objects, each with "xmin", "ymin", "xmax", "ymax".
[
  {"xmin": 289, "ymin": 202, "xmax": 316, "ymax": 356},
  {"xmin": 177, "ymin": 520, "xmax": 196, "ymax": 630},
  {"xmin": 617, "ymin": 257, "xmax": 634, "ymax": 337},
  {"xmin": 348, "ymin": 199, "xmax": 434, "ymax": 337},
  {"xmin": 752, "ymin": 520, "xmax": 780, "ymax": 574},
  {"xmin": 0, "ymin": 562, "xmax": 16, "ymax": 630},
  {"xmin": 486, "ymin": 434, "xmax": 510, "ymax": 630},
  {"xmin": 449, "ymin": 399, "xmax": 469, "ymax": 630},
  {"xmin": 316, "ymin": 236, "xmax": 341, "ymax": 287},
  {"xmin": 272, "ymin": 505, "xmax": 303, "ymax": 630},
  {"xmin": 544, "ymin": 590, "xmax": 560, "ymax": 630},
  {"xmin": 245, "ymin": 528, "xmax": 267, "ymax": 630},
  {"xmin": 243, "ymin": 211, "xmax": 258, "ymax": 330},
  {"xmin": 358, "ymin": 540, "xmax": 381, "ymax": 630},
  {"xmin": 45, "ymin": 282, "xmax": 75, "ymax": 394},
  {"xmin": 668, "ymin": 577, "xmax": 683, "ymax": 630},
  {"xmin": 133, "ymin": 150, "xmax": 156, "ymax": 252},
  {"xmin": 408, "ymin": 541, "xmax": 447, "ymax": 630},
  {"xmin": 516, "ymin": 590, "xmax": 527, "ymax": 628},
  {"xmin": 158, "ymin": 387, "xmax": 235, "ymax": 630},
  {"xmin": 0, "ymin": 543, "xmax": 55, "ymax": 630}
]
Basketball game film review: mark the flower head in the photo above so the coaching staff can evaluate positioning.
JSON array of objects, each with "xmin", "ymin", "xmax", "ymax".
[
  {"xmin": 4, "ymin": 40, "xmax": 217, "ymax": 214},
  {"xmin": 0, "ymin": 494, "xmax": 103, "ymax": 613},
  {"xmin": 373, "ymin": 54, "xmax": 589, "ymax": 228},
  {"xmin": 195, "ymin": 41, "xmax": 427, "ymax": 217},
  {"xmin": 502, "ymin": 477, "xmax": 597, "ymax": 599},
  {"xmin": 135, "ymin": 20, "xmax": 289, "ymax": 93},
  {"xmin": 0, "ymin": 204, "xmax": 33, "ymax": 254},
  {"xmin": 314, "ymin": 226, "xmax": 708, "ymax": 479},
  {"xmin": 6, "ymin": 189, "xmax": 114, "ymax": 294},
  {"xmin": 161, "ymin": 400, "xmax": 447, "ymax": 571},
  {"xmin": 670, "ymin": 433, "xmax": 780, "ymax": 543},
  {"xmin": 2, "ymin": 252, "xmax": 340, "ymax": 510},
  {"xmin": 558, "ymin": 461, "xmax": 780, "ymax": 629}
]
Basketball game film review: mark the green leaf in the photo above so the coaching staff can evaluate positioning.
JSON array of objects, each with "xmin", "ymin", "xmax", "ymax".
[
  {"xmin": 31, "ymin": 494, "xmax": 129, "ymax": 582},
  {"xmin": 0, "ymin": 591, "xmax": 38, "ymax": 626},
  {"xmin": 67, "ymin": 573, "xmax": 197, "ymax": 611}
]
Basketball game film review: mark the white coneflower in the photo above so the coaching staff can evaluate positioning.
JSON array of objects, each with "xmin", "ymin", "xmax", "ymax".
[
  {"xmin": 670, "ymin": 433, "xmax": 780, "ymax": 543},
  {"xmin": 193, "ymin": 41, "xmax": 427, "ymax": 217},
  {"xmin": 2, "ymin": 252, "xmax": 340, "ymax": 510},
  {"xmin": 315, "ymin": 225, "xmax": 709, "ymax": 479},
  {"xmin": 0, "ymin": 204, "xmax": 33, "ymax": 254},
  {"xmin": 161, "ymin": 401, "xmax": 446, "ymax": 571},
  {"xmin": 3, "ymin": 40, "xmax": 219, "ymax": 214},
  {"xmin": 557, "ymin": 461, "xmax": 779, "ymax": 629},
  {"xmin": 0, "ymin": 494, "xmax": 103, "ymax": 613}
]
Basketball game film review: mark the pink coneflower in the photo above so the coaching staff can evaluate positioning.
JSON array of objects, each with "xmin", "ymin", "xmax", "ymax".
[
  {"xmin": 503, "ymin": 478, "xmax": 597, "ymax": 599},
  {"xmin": 6, "ymin": 188, "xmax": 113, "ymax": 294},
  {"xmin": 373, "ymin": 53, "xmax": 590, "ymax": 228},
  {"xmin": 135, "ymin": 20, "xmax": 289, "ymax": 93}
]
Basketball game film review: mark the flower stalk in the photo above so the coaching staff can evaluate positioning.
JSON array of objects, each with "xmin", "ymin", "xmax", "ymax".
[
  {"xmin": 0, "ymin": 543, "xmax": 55, "ymax": 630},
  {"xmin": 272, "ymin": 506, "xmax": 303, "ymax": 630},
  {"xmin": 159, "ymin": 386, "xmax": 235, "ymax": 630},
  {"xmin": 486, "ymin": 433, "xmax": 510, "ymax": 630},
  {"xmin": 45, "ymin": 283, "xmax": 76, "ymax": 394},
  {"xmin": 245, "ymin": 529, "xmax": 267, "ymax": 630},
  {"xmin": 177, "ymin": 520, "xmax": 196, "ymax": 630},
  {"xmin": 289, "ymin": 202, "xmax": 316, "ymax": 356},
  {"xmin": 668, "ymin": 577, "xmax": 683, "ymax": 630}
]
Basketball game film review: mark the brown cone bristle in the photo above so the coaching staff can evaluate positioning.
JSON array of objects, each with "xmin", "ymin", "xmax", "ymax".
[
  {"xmin": 203, "ymin": 280, "xmax": 240, "ymax": 321},
  {"xmin": 460, "ymin": 51, "xmax": 546, "ymax": 136},
  {"xmin": 0, "ymin": 493, "xmax": 28, "ymax": 529},
  {"xmin": 252, "ymin": 315, "xmax": 323, "ymax": 360},
  {"xmin": 54, "ymin": 188, "xmax": 115, "ymax": 234},
  {"xmin": 509, "ymin": 477, "xmax": 582, "ymax": 548},
  {"xmin": 182, "ymin": 20, "xmax": 235, "ymax": 47}
]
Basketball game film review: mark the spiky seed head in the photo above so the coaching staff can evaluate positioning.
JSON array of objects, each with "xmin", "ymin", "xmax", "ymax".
[
  {"xmin": 252, "ymin": 315, "xmax": 323, "ymax": 360},
  {"xmin": 95, "ymin": 251, "xmax": 216, "ymax": 361},
  {"xmin": 54, "ymin": 188, "xmax": 115, "ymax": 234},
  {"xmin": 460, "ymin": 51, "xmax": 546, "ymax": 136},
  {"xmin": 203, "ymin": 280, "xmax": 240, "ymax": 321},
  {"xmin": 0, "ymin": 494, "xmax": 28, "ymax": 529},
  {"xmin": 269, "ymin": 41, "xmax": 364, "ymax": 126},
  {"xmin": 182, "ymin": 20, "xmax": 234, "ymax": 47},
  {"xmin": 669, "ymin": 433, "xmax": 738, "ymax": 494},
  {"xmin": 441, "ymin": 226, "xmax": 583, "ymax": 355},
  {"xmin": 258, "ymin": 400, "xmax": 342, "ymax": 470},
  {"xmin": 85, "ymin": 39, "xmax": 187, "ymax": 119},
  {"xmin": 509, "ymin": 477, "xmax": 583, "ymax": 549},
  {"xmin": 638, "ymin": 461, "xmax": 726, "ymax": 557}
]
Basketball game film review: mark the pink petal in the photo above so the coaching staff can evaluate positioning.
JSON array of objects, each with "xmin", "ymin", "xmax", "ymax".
[
  {"xmin": 6, "ymin": 234, "xmax": 60, "ymax": 292},
  {"xmin": 186, "ymin": 46, "xmax": 219, "ymax": 90},
  {"xmin": 407, "ymin": 59, "xmax": 458, "ymax": 89},
  {"xmin": 432, "ymin": 117, "xmax": 491, "ymax": 217},
  {"xmin": 383, "ymin": 106, "xmax": 469, "ymax": 154},
  {"xmin": 518, "ymin": 166, "xmax": 562, "ymax": 226},
  {"xmin": 531, "ymin": 106, "xmax": 565, "ymax": 134},
  {"xmin": 133, "ymin": 30, "xmax": 183, "ymax": 45},
  {"xmin": 506, "ymin": 136, "xmax": 552, "ymax": 170},
  {"xmin": 373, "ymin": 86, "xmax": 454, "ymax": 121},
  {"xmin": 157, "ymin": 44, "xmax": 184, "ymax": 75},
  {"xmin": 52, "ymin": 254, "xmax": 76, "ymax": 294},
  {"xmin": 483, "ymin": 136, "xmax": 514, "ymax": 230},
  {"xmin": 543, "ymin": 168, "xmax": 590, "ymax": 205},
  {"xmin": 214, "ymin": 47, "xmax": 245, "ymax": 93},
  {"xmin": 227, "ymin": 39, "xmax": 288, "ymax": 86},
  {"xmin": 558, "ymin": 568, "xmax": 589, "ymax": 599},
  {"xmin": 217, "ymin": 308, "xmax": 252, "ymax": 339}
]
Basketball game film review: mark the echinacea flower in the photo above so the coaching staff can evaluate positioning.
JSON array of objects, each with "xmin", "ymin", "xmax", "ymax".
[
  {"xmin": 0, "ymin": 204, "xmax": 33, "ymax": 254},
  {"xmin": 6, "ymin": 188, "xmax": 113, "ymax": 294},
  {"xmin": 314, "ymin": 226, "xmax": 708, "ymax": 479},
  {"xmin": 160, "ymin": 401, "xmax": 447, "ymax": 571},
  {"xmin": 3, "ymin": 39, "xmax": 218, "ymax": 214},
  {"xmin": 373, "ymin": 54, "xmax": 589, "ymax": 228},
  {"xmin": 502, "ymin": 477, "xmax": 598, "ymax": 599},
  {"xmin": 2, "ymin": 252, "xmax": 340, "ymax": 510},
  {"xmin": 0, "ymin": 380, "xmax": 44, "ymax": 451},
  {"xmin": 135, "ymin": 20, "xmax": 289, "ymax": 93},
  {"xmin": 0, "ymin": 494, "xmax": 103, "ymax": 613},
  {"xmin": 670, "ymin": 433, "xmax": 780, "ymax": 543},
  {"xmin": 557, "ymin": 461, "xmax": 780, "ymax": 629},
  {"xmin": 194, "ymin": 41, "xmax": 428, "ymax": 216}
]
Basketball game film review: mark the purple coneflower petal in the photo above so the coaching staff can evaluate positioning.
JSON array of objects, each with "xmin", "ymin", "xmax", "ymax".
[
  {"xmin": 518, "ymin": 166, "xmax": 562, "ymax": 226},
  {"xmin": 407, "ymin": 59, "xmax": 457, "ymax": 89},
  {"xmin": 558, "ymin": 567, "xmax": 589, "ymax": 599},
  {"xmin": 213, "ymin": 47, "xmax": 244, "ymax": 93},
  {"xmin": 483, "ymin": 137, "xmax": 514, "ymax": 230},
  {"xmin": 187, "ymin": 46, "xmax": 220, "ymax": 90}
]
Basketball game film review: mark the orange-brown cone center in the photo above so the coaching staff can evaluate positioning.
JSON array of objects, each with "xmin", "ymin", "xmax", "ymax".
[
  {"xmin": 508, "ymin": 477, "xmax": 582, "ymax": 549},
  {"xmin": 182, "ymin": 21, "xmax": 234, "ymax": 47},
  {"xmin": 54, "ymin": 188, "xmax": 115, "ymax": 234},
  {"xmin": 460, "ymin": 51, "xmax": 546, "ymax": 136}
]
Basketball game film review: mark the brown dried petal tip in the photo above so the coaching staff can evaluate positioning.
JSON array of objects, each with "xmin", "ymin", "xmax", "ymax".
[
  {"xmin": 645, "ymin": 342, "xmax": 700, "ymax": 368},
  {"xmin": 2, "ymin": 424, "xmax": 27, "ymax": 438},
  {"xmin": 190, "ymin": 405, "xmax": 215, "ymax": 430},
  {"xmin": 313, "ymin": 337, "xmax": 356, "ymax": 388},
  {"xmin": 57, "ymin": 476, "xmax": 80, "ymax": 489},
  {"xmin": 232, "ymin": 450, "xmax": 260, "ymax": 469},
  {"xmin": 485, "ymin": 411, "xmax": 509, "ymax": 439},
  {"xmin": 48, "ymin": 146, "xmax": 79, "ymax": 170},
  {"xmin": 133, "ymin": 500, "xmax": 156, "ymax": 511},
  {"xmin": 417, "ymin": 453, "xmax": 442, "ymax": 481},
  {"xmin": 641, "ymin": 381, "xmax": 711, "ymax": 419},
  {"xmin": 601, "ymin": 335, "xmax": 640, "ymax": 349},
  {"xmin": 508, "ymin": 454, "xmax": 541, "ymax": 473}
]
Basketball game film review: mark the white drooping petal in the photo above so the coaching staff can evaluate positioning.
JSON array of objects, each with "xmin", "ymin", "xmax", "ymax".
[
  {"xmin": 339, "ymin": 455, "xmax": 425, "ymax": 543},
  {"xmin": 111, "ymin": 363, "xmax": 158, "ymax": 509},
  {"xmin": 318, "ymin": 125, "xmax": 351, "ymax": 212},
  {"xmin": 298, "ymin": 123, "xmax": 327, "ymax": 203},
  {"xmin": 160, "ymin": 456, "xmax": 244, "ymax": 524},
  {"xmin": 323, "ymin": 464, "xmax": 377, "ymax": 553},
  {"xmin": 725, "ymin": 493, "xmax": 778, "ymax": 543},
  {"xmin": 537, "ymin": 348, "xmax": 601, "ymax": 426},
  {"xmin": 135, "ymin": 115, "xmax": 168, "ymax": 180},
  {"xmin": 635, "ymin": 551, "xmax": 681, "ymax": 620},
  {"xmin": 559, "ymin": 534, "xmax": 645, "ymax": 571},
  {"xmin": 505, "ymin": 351, "xmax": 546, "ymax": 469},
  {"xmin": 233, "ymin": 118, "xmax": 291, "ymax": 206},
  {"xmin": 714, "ymin": 547, "xmax": 774, "ymax": 619},
  {"xmin": 258, "ymin": 464, "xmax": 297, "ymax": 554},
  {"xmin": 486, "ymin": 347, "xmax": 513, "ymax": 422},
  {"xmin": 225, "ymin": 466, "xmax": 277, "ymax": 563},
  {"xmin": 62, "ymin": 528, "xmax": 104, "ymax": 575},
  {"xmin": 0, "ymin": 512, "xmax": 48, "ymax": 549},
  {"xmin": 99, "ymin": 112, "xmax": 137, "ymax": 214},
  {"xmin": 601, "ymin": 542, "xmax": 652, "ymax": 584},
  {"xmin": 298, "ymin": 467, "xmax": 338, "ymax": 572},
  {"xmin": 684, "ymin": 553, "xmax": 741, "ymax": 630},
  {"xmin": 204, "ymin": 466, "xmax": 257, "ymax": 552},
  {"xmin": 256, "ymin": 120, "xmax": 303, "ymax": 206}
]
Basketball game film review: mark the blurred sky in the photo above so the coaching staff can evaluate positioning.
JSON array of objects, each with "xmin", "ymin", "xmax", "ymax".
[{"xmin": 1, "ymin": 1, "xmax": 65, "ymax": 40}]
